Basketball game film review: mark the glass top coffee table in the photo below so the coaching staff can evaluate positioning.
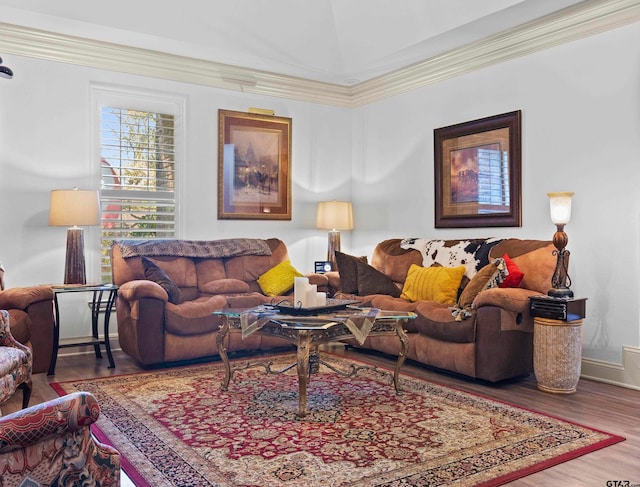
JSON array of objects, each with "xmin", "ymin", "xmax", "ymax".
[{"xmin": 213, "ymin": 304, "xmax": 416, "ymax": 418}]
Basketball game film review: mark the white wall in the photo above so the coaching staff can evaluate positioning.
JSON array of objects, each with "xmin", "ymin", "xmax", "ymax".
[
  {"xmin": 350, "ymin": 22, "xmax": 640, "ymax": 366},
  {"xmin": 0, "ymin": 56, "xmax": 352, "ymax": 337},
  {"xmin": 1, "ymin": 21, "xmax": 639, "ymax": 380}
]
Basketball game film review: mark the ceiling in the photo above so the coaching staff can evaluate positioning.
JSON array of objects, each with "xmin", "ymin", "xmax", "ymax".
[{"xmin": 0, "ymin": 0, "xmax": 587, "ymax": 85}]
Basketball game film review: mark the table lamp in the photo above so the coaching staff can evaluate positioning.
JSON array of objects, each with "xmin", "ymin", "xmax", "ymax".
[
  {"xmin": 49, "ymin": 187, "xmax": 100, "ymax": 284},
  {"xmin": 547, "ymin": 191, "xmax": 574, "ymax": 298},
  {"xmin": 316, "ymin": 200, "xmax": 354, "ymax": 271}
]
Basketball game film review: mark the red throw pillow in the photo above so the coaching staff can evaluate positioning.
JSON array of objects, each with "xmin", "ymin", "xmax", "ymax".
[{"xmin": 499, "ymin": 253, "xmax": 524, "ymax": 288}]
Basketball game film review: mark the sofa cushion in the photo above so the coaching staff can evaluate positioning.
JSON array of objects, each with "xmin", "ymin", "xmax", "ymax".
[
  {"xmin": 371, "ymin": 239, "xmax": 422, "ymax": 284},
  {"xmin": 499, "ymin": 253, "xmax": 525, "ymax": 288},
  {"xmin": 257, "ymin": 260, "xmax": 303, "ymax": 296},
  {"xmin": 200, "ymin": 279, "xmax": 250, "ymax": 295},
  {"xmin": 224, "ymin": 238, "xmax": 289, "ymax": 283},
  {"xmin": 367, "ymin": 295, "xmax": 476, "ymax": 343},
  {"xmin": 164, "ymin": 295, "xmax": 228, "ymax": 335},
  {"xmin": 400, "ymin": 264, "xmax": 465, "ymax": 305},
  {"xmin": 141, "ymin": 257, "xmax": 184, "ymax": 304},
  {"xmin": 196, "ymin": 259, "xmax": 227, "ymax": 289},
  {"xmin": 488, "ymin": 239, "xmax": 555, "ymax": 294},
  {"xmin": 413, "ymin": 301, "xmax": 477, "ymax": 343}
]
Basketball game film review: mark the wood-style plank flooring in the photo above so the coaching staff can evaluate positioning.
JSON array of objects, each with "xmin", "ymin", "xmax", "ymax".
[{"xmin": 3, "ymin": 346, "xmax": 639, "ymax": 486}]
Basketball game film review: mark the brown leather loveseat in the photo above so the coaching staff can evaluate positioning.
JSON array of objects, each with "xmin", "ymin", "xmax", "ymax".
[{"xmin": 111, "ymin": 238, "xmax": 328, "ymax": 367}]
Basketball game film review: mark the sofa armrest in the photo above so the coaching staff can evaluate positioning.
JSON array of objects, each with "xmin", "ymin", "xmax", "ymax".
[
  {"xmin": 118, "ymin": 279, "xmax": 168, "ymax": 302},
  {"xmin": 473, "ymin": 287, "xmax": 540, "ymax": 315},
  {"xmin": 0, "ymin": 392, "xmax": 99, "ymax": 452},
  {"xmin": 0, "ymin": 285, "xmax": 53, "ymax": 310},
  {"xmin": 305, "ymin": 273, "xmax": 329, "ymax": 287}
]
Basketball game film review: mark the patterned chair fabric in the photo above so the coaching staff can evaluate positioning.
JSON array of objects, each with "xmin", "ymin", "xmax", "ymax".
[
  {"xmin": 0, "ymin": 309, "xmax": 32, "ymax": 414},
  {"xmin": 0, "ymin": 391, "xmax": 121, "ymax": 486}
]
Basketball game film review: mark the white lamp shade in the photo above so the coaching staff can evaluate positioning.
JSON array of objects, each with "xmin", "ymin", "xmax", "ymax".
[
  {"xmin": 316, "ymin": 201, "xmax": 354, "ymax": 230},
  {"xmin": 49, "ymin": 189, "xmax": 100, "ymax": 226},
  {"xmin": 547, "ymin": 192, "xmax": 574, "ymax": 225}
]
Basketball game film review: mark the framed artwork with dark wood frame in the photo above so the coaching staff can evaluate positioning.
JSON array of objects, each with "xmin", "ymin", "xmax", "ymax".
[
  {"xmin": 218, "ymin": 109, "xmax": 292, "ymax": 220},
  {"xmin": 434, "ymin": 110, "xmax": 522, "ymax": 228}
]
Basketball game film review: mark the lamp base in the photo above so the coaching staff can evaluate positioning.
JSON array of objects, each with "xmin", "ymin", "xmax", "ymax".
[
  {"xmin": 548, "ymin": 287, "xmax": 574, "ymax": 298},
  {"xmin": 327, "ymin": 230, "xmax": 341, "ymax": 271},
  {"xmin": 64, "ymin": 227, "xmax": 87, "ymax": 285}
]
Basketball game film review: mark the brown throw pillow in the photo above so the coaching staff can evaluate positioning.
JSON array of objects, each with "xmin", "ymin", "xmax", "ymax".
[
  {"xmin": 457, "ymin": 258, "xmax": 506, "ymax": 309},
  {"xmin": 335, "ymin": 251, "xmax": 367, "ymax": 295},
  {"xmin": 356, "ymin": 259, "xmax": 401, "ymax": 297},
  {"xmin": 141, "ymin": 256, "xmax": 184, "ymax": 304}
]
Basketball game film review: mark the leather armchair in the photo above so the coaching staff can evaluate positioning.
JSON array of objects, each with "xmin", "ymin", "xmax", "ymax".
[
  {"xmin": 0, "ymin": 281, "xmax": 54, "ymax": 374},
  {"xmin": 0, "ymin": 391, "xmax": 121, "ymax": 486}
]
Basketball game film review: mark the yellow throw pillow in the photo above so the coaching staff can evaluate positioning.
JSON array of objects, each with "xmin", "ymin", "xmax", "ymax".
[
  {"xmin": 400, "ymin": 264, "xmax": 465, "ymax": 305},
  {"xmin": 257, "ymin": 260, "xmax": 304, "ymax": 296}
]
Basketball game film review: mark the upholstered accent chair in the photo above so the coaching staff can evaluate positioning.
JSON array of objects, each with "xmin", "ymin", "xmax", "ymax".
[
  {"xmin": 0, "ymin": 309, "xmax": 32, "ymax": 415},
  {"xmin": 0, "ymin": 391, "xmax": 121, "ymax": 486}
]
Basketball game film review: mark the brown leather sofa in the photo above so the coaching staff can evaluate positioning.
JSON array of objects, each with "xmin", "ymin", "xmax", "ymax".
[
  {"xmin": 111, "ymin": 238, "xmax": 328, "ymax": 367},
  {"xmin": 330, "ymin": 238, "xmax": 557, "ymax": 382},
  {"xmin": 0, "ymin": 285, "xmax": 54, "ymax": 375}
]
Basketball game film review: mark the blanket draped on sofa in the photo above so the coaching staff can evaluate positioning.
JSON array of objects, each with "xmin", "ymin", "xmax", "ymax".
[
  {"xmin": 117, "ymin": 238, "xmax": 272, "ymax": 259},
  {"xmin": 400, "ymin": 237, "xmax": 503, "ymax": 278}
]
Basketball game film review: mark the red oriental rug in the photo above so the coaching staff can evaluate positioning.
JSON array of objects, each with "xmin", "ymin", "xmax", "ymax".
[{"xmin": 53, "ymin": 353, "xmax": 624, "ymax": 486}]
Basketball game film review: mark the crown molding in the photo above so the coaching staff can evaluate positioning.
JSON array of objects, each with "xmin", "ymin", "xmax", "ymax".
[
  {"xmin": 0, "ymin": 21, "xmax": 353, "ymax": 107},
  {"xmin": 351, "ymin": 0, "xmax": 640, "ymax": 106},
  {"xmin": 0, "ymin": 0, "xmax": 639, "ymax": 108}
]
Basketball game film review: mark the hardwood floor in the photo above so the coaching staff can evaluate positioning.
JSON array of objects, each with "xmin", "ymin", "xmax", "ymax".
[{"xmin": 3, "ymin": 346, "xmax": 639, "ymax": 486}]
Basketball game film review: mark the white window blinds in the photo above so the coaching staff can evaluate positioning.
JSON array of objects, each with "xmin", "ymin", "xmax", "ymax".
[{"xmin": 100, "ymin": 107, "xmax": 176, "ymax": 282}]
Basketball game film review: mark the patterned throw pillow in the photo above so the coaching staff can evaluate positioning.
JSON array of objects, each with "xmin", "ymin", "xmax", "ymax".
[
  {"xmin": 257, "ymin": 260, "xmax": 304, "ymax": 296},
  {"xmin": 141, "ymin": 256, "xmax": 184, "ymax": 304},
  {"xmin": 400, "ymin": 264, "xmax": 465, "ymax": 305}
]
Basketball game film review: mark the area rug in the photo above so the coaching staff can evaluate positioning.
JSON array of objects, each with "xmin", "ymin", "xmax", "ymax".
[{"xmin": 52, "ymin": 353, "xmax": 624, "ymax": 486}]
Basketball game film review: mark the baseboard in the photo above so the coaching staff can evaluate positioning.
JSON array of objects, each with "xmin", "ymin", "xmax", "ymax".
[
  {"xmin": 581, "ymin": 346, "xmax": 640, "ymax": 391},
  {"xmin": 57, "ymin": 334, "xmax": 121, "ymax": 357}
]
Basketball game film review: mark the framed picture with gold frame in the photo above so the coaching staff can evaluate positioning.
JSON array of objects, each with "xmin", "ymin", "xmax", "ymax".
[
  {"xmin": 434, "ymin": 110, "xmax": 522, "ymax": 228},
  {"xmin": 218, "ymin": 109, "xmax": 292, "ymax": 220}
]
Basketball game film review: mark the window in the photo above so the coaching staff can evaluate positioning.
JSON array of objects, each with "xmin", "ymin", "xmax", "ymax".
[{"xmin": 95, "ymin": 86, "xmax": 183, "ymax": 283}]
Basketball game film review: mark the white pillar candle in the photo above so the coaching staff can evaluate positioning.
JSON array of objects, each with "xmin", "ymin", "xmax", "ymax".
[
  {"xmin": 316, "ymin": 292, "xmax": 327, "ymax": 307},
  {"xmin": 306, "ymin": 284, "xmax": 318, "ymax": 307},
  {"xmin": 294, "ymin": 277, "xmax": 309, "ymax": 307}
]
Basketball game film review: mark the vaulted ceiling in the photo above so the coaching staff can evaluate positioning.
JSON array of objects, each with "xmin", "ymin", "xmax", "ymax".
[
  {"xmin": 0, "ymin": 0, "xmax": 594, "ymax": 84},
  {"xmin": 0, "ymin": 0, "xmax": 638, "ymax": 106}
]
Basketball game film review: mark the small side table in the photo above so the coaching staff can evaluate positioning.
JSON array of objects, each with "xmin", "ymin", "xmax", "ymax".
[
  {"xmin": 48, "ymin": 284, "xmax": 118, "ymax": 376},
  {"xmin": 529, "ymin": 296, "xmax": 587, "ymax": 394}
]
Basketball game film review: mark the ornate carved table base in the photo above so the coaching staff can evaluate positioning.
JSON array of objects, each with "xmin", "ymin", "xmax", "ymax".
[{"xmin": 215, "ymin": 309, "xmax": 413, "ymax": 418}]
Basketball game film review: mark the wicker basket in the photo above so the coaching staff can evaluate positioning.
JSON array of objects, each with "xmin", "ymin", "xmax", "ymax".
[{"xmin": 533, "ymin": 317, "xmax": 583, "ymax": 394}]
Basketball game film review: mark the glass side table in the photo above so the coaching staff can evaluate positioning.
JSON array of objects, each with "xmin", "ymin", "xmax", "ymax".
[{"xmin": 48, "ymin": 284, "xmax": 118, "ymax": 376}]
